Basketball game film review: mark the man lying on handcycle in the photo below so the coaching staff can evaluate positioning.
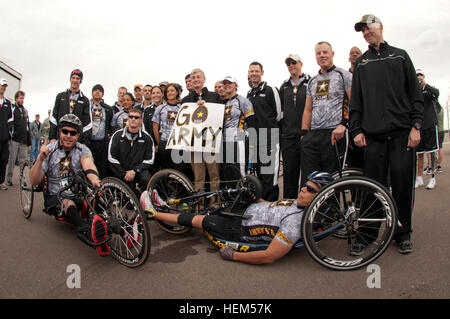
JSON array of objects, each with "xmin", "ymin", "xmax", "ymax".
[
  {"xmin": 29, "ymin": 114, "xmax": 109, "ymax": 256},
  {"xmin": 145, "ymin": 171, "xmax": 334, "ymax": 265}
]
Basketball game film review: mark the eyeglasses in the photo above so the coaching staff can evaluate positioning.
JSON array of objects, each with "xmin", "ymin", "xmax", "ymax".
[
  {"xmin": 305, "ymin": 183, "xmax": 318, "ymax": 194},
  {"xmin": 286, "ymin": 60, "xmax": 298, "ymax": 66},
  {"xmin": 61, "ymin": 128, "xmax": 78, "ymax": 136},
  {"xmin": 128, "ymin": 115, "xmax": 141, "ymax": 120}
]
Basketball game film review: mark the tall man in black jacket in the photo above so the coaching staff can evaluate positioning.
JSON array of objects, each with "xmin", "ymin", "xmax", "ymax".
[
  {"xmin": 350, "ymin": 15, "xmax": 424, "ymax": 254},
  {"xmin": 279, "ymin": 54, "xmax": 310, "ymax": 199},
  {"xmin": 49, "ymin": 69, "xmax": 92, "ymax": 145},
  {"xmin": 247, "ymin": 62, "xmax": 282, "ymax": 201}
]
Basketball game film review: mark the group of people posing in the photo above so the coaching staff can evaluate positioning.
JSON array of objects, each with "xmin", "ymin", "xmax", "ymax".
[{"xmin": 0, "ymin": 14, "xmax": 444, "ymax": 263}]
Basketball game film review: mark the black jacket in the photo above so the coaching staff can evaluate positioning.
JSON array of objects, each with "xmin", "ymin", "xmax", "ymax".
[
  {"xmin": 142, "ymin": 104, "xmax": 159, "ymax": 140},
  {"xmin": 279, "ymin": 75, "xmax": 311, "ymax": 139},
  {"xmin": 108, "ymin": 127, "xmax": 155, "ymax": 179},
  {"xmin": 181, "ymin": 87, "xmax": 222, "ymax": 104},
  {"xmin": 49, "ymin": 89, "xmax": 92, "ymax": 144},
  {"xmin": 247, "ymin": 81, "xmax": 281, "ymax": 130},
  {"xmin": 0, "ymin": 98, "xmax": 13, "ymax": 143},
  {"xmin": 11, "ymin": 104, "xmax": 31, "ymax": 145},
  {"xmin": 421, "ymin": 84, "xmax": 439, "ymax": 129},
  {"xmin": 349, "ymin": 42, "xmax": 423, "ymax": 139}
]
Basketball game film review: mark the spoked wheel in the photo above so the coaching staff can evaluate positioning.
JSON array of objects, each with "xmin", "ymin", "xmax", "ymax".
[
  {"xmin": 301, "ymin": 176, "xmax": 397, "ymax": 271},
  {"xmin": 94, "ymin": 177, "xmax": 151, "ymax": 268},
  {"xmin": 19, "ymin": 160, "xmax": 34, "ymax": 219},
  {"xmin": 331, "ymin": 167, "xmax": 364, "ymax": 180},
  {"xmin": 147, "ymin": 169, "xmax": 196, "ymax": 234}
]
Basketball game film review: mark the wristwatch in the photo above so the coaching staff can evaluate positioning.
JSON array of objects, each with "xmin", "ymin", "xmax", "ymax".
[{"xmin": 412, "ymin": 122, "xmax": 422, "ymax": 130}]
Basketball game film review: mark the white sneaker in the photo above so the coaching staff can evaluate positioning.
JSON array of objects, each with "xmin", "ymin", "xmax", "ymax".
[
  {"xmin": 426, "ymin": 177, "xmax": 436, "ymax": 190},
  {"xmin": 415, "ymin": 176, "xmax": 424, "ymax": 188}
]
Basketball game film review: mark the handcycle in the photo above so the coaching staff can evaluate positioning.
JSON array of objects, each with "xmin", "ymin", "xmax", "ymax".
[
  {"xmin": 145, "ymin": 167, "xmax": 397, "ymax": 271},
  {"xmin": 18, "ymin": 160, "xmax": 151, "ymax": 268}
]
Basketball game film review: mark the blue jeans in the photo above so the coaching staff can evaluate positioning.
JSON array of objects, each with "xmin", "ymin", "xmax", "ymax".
[{"xmin": 30, "ymin": 138, "xmax": 40, "ymax": 162}]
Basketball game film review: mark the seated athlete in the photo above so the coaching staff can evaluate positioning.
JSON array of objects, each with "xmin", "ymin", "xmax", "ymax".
[
  {"xmin": 142, "ymin": 171, "xmax": 334, "ymax": 264},
  {"xmin": 29, "ymin": 114, "xmax": 109, "ymax": 256}
]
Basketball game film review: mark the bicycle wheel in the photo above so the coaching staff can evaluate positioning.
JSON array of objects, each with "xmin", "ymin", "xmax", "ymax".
[
  {"xmin": 94, "ymin": 177, "xmax": 151, "ymax": 268},
  {"xmin": 147, "ymin": 169, "xmax": 196, "ymax": 234},
  {"xmin": 301, "ymin": 176, "xmax": 397, "ymax": 271},
  {"xmin": 19, "ymin": 160, "xmax": 34, "ymax": 219}
]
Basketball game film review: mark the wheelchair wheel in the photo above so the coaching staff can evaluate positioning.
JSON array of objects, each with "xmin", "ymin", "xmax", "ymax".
[
  {"xmin": 147, "ymin": 169, "xmax": 196, "ymax": 235},
  {"xmin": 94, "ymin": 177, "xmax": 151, "ymax": 268},
  {"xmin": 331, "ymin": 167, "xmax": 364, "ymax": 180},
  {"xmin": 19, "ymin": 160, "xmax": 34, "ymax": 219},
  {"xmin": 301, "ymin": 176, "xmax": 397, "ymax": 271}
]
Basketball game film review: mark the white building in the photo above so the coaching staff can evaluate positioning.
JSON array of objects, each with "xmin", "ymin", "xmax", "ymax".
[{"xmin": 0, "ymin": 60, "xmax": 22, "ymax": 101}]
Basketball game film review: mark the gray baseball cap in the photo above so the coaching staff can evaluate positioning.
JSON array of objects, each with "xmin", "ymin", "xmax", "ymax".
[{"xmin": 354, "ymin": 14, "xmax": 382, "ymax": 32}]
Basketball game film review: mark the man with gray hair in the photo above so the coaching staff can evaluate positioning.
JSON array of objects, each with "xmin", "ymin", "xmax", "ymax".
[{"xmin": 181, "ymin": 69, "xmax": 222, "ymax": 207}]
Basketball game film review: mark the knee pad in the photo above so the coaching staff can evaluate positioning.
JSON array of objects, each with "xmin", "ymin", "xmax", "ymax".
[{"xmin": 177, "ymin": 213, "xmax": 195, "ymax": 227}]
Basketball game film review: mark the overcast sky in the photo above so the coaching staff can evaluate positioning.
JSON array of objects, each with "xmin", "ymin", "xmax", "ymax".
[{"xmin": 2, "ymin": 0, "xmax": 449, "ymax": 126}]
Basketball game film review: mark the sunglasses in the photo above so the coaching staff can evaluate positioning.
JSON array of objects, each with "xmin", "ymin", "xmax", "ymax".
[
  {"xmin": 61, "ymin": 128, "xmax": 78, "ymax": 136},
  {"xmin": 305, "ymin": 183, "xmax": 318, "ymax": 194},
  {"xmin": 128, "ymin": 115, "xmax": 141, "ymax": 120},
  {"xmin": 286, "ymin": 60, "xmax": 298, "ymax": 66}
]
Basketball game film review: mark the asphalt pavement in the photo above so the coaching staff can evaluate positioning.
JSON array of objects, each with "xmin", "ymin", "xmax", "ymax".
[{"xmin": 1, "ymin": 144, "xmax": 449, "ymax": 301}]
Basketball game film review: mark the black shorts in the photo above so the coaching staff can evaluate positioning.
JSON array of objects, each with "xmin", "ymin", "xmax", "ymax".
[
  {"xmin": 416, "ymin": 126, "xmax": 439, "ymax": 154},
  {"xmin": 44, "ymin": 194, "xmax": 83, "ymax": 214},
  {"xmin": 202, "ymin": 214, "xmax": 243, "ymax": 242}
]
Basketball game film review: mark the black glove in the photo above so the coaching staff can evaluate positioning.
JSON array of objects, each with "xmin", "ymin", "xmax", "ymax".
[{"xmin": 219, "ymin": 246, "xmax": 235, "ymax": 261}]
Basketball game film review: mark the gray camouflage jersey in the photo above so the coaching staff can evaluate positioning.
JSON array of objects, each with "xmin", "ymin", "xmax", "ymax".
[
  {"xmin": 152, "ymin": 103, "xmax": 180, "ymax": 142},
  {"xmin": 241, "ymin": 199, "xmax": 303, "ymax": 247},
  {"xmin": 90, "ymin": 100, "xmax": 106, "ymax": 140},
  {"xmin": 307, "ymin": 66, "xmax": 352, "ymax": 130},
  {"xmin": 223, "ymin": 95, "xmax": 254, "ymax": 142},
  {"xmin": 41, "ymin": 141, "xmax": 93, "ymax": 197}
]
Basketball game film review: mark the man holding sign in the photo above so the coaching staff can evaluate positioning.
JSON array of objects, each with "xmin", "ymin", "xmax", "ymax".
[{"xmin": 180, "ymin": 69, "xmax": 222, "ymax": 207}]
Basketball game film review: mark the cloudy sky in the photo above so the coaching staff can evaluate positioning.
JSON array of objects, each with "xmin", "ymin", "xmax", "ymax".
[{"xmin": 2, "ymin": 0, "xmax": 449, "ymax": 125}]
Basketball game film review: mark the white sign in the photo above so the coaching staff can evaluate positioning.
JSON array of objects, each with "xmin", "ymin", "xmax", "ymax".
[{"xmin": 166, "ymin": 102, "xmax": 224, "ymax": 153}]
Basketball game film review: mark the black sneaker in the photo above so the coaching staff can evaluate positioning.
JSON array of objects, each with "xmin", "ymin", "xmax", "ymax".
[
  {"xmin": 398, "ymin": 240, "xmax": 413, "ymax": 254},
  {"xmin": 6, "ymin": 181, "xmax": 13, "ymax": 187},
  {"xmin": 350, "ymin": 243, "xmax": 366, "ymax": 256}
]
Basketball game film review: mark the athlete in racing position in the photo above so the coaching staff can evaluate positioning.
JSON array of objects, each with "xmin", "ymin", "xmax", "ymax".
[
  {"xmin": 143, "ymin": 171, "xmax": 334, "ymax": 264},
  {"xmin": 29, "ymin": 114, "xmax": 109, "ymax": 256}
]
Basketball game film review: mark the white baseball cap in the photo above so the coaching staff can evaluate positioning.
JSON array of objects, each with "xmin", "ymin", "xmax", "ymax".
[
  {"xmin": 0, "ymin": 79, "xmax": 8, "ymax": 86},
  {"xmin": 222, "ymin": 76, "xmax": 238, "ymax": 85},
  {"xmin": 416, "ymin": 68, "xmax": 425, "ymax": 76}
]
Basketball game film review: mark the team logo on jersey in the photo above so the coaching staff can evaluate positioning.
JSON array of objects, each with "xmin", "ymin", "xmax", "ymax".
[
  {"xmin": 224, "ymin": 105, "xmax": 233, "ymax": 122},
  {"xmin": 92, "ymin": 108, "xmax": 104, "ymax": 122},
  {"xmin": 315, "ymin": 79, "xmax": 330, "ymax": 101},
  {"xmin": 268, "ymin": 199, "xmax": 295, "ymax": 208},
  {"xmin": 192, "ymin": 105, "xmax": 208, "ymax": 124},
  {"xmin": 166, "ymin": 111, "xmax": 178, "ymax": 125},
  {"xmin": 58, "ymin": 155, "xmax": 73, "ymax": 176}
]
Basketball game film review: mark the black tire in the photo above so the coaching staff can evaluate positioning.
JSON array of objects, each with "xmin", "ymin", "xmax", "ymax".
[
  {"xmin": 147, "ymin": 169, "xmax": 196, "ymax": 235},
  {"xmin": 19, "ymin": 160, "xmax": 34, "ymax": 219},
  {"xmin": 301, "ymin": 176, "xmax": 397, "ymax": 271},
  {"xmin": 220, "ymin": 164, "xmax": 242, "ymax": 190},
  {"xmin": 331, "ymin": 167, "xmax": 364, "ymax": 180},
  {"xmin": 94, "ymin": 177, "xmax": 151, "ymax": 268}
]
